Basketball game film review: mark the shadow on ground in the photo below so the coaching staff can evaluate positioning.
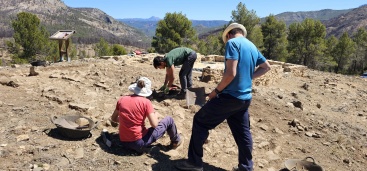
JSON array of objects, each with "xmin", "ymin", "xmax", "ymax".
[
  {"xmin": 92, "ymin": 130, "xmax": 226, "ymax": 170},
  {"xmin": 94, "ymin": 132, "xmax": 142, "ymax": 156}
]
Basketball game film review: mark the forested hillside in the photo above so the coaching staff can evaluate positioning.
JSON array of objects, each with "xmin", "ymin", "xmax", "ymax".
[{"xmin": 0, "ymin": 0, "xmax": 151, "ymax": 48}]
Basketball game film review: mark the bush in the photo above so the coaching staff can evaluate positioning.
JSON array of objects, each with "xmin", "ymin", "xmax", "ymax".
[
  {"xmin": 147, "ymin": 47, "xmax": 155, "ymax": 53},
  {"xmin": 111, "ymin": 44, "xmax": 127, "ymax": 55},
  {"xmin": 12, "ymin": 56, "xmax": 28, "ymax": 64}
]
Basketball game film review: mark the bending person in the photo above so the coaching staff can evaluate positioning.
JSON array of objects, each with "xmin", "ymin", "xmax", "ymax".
[{"xmin": 153, "ymin": 47, "xmax": 197, "ymax": 96}]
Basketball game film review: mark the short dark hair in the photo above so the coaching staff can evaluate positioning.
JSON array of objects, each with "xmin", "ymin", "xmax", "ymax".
[
  {"xmin": 228, "ymin": 28, "xmax": 244, "ymax": 36},
  {"xmin": 153, "ymin": 56, "xmax": 165, "ymax": 69}
]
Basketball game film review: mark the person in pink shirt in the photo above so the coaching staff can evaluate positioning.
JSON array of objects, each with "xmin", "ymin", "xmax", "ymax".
[{"xmin": 111, "ymin": 77, "xmax": 182, "ymax": 153}]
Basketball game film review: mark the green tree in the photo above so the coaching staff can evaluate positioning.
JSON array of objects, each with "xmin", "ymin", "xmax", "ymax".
[
  {"xmin": 147, "ymin": 47, "xmax": 155, "ymax": 53},
  {"xmin": 261, "ymin": 15, "xmax": 288, "ymax": 61},
  {"xmin": 197, "ymin": 34, "xmax": 222, "ymax": 55},
  {"xmin": 111, "ymin": 44, "xmax": 127, "ymax": 55},
  {"xmin": 6, "ymin": 40, "xmax": 21, "ymax": 55},
  {"xmin": 152, "ymin": 12, "xmax": 197, "ymax": 53},
  {"xmin": 95, "ymin": 38, "xmax": 111, "ymax": 56},
  {"xmin": 230, "ymin": 2, "xmax": 261, "ymax": 43},
  {"xmin": 67, "ymin": 41, "xmax": 77, "ymax": 60},
  {"xmin": 332, "ymin": 32, "xmax": 356, "ymax": 73},
  {"xmin": 11, "ymin": 12, "xmax": 48, "ymax": 61},
  {"xmin": 352, "ymin": 28, "xmax": 367, "ymax": 74},
  {"xmin": 248, "ymin": 25, "xmax": 264, "ymax": 51},
  {"xmin": 287, "ymin": 19, "xmax": 326, "ymax": 68},
  {"xmin": 80, "ymin": 50, "xmax": 87, "ymax": 59},
  {"xmin": 320, "ymin": 35, "xmax": 338, "ymax": 72}
]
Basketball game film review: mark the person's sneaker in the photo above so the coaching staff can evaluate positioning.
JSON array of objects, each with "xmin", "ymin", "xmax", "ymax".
[
  {"xmin": 175, "ymin": 161, "xmax": 203, "ymax": 171},
  {"xmin": 170, "ymin": 136, "xmax": 184, "ymax": 150}
]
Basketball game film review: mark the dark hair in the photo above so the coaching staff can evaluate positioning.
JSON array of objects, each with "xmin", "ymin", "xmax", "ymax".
[
  {"xmin": 228, "ymin": 28, "xmax": 244, "ymax": 36},
  {"xmin": 153, "ymin": 56, "xmax": 165, "ymax": 69}
]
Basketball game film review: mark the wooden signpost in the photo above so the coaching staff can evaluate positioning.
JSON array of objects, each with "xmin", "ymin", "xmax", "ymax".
[{"xmin": 49, "ymin": 30, "xmax": 76, "ymax": 62}]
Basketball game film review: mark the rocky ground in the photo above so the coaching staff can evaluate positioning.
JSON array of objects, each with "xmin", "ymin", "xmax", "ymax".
[{"xmin": 0, "ymin": 53, "xmax": 366, "ymax": 171}]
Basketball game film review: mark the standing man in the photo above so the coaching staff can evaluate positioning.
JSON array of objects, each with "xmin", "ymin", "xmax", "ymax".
[
  {"xmin": 153, "ymin": 47, "xmax": 197, "ymax": 96},
  {"xmin": 175, "ymin": 23, "xmax": 271, "ymax": 171}
]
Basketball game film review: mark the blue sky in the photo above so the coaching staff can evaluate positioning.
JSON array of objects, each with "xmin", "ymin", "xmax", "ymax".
[{"xmin": 62, "ymin": 0, "xmax": 366, "ymax": 20}]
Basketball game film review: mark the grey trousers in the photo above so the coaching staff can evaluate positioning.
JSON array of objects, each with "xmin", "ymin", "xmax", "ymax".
[{"xmin": 179, "ymin": 52, "xmax": 197, "ymax": 92}]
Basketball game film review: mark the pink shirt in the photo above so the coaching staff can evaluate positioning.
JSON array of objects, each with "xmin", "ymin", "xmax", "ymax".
[{"xmin": 115, "ymin": 95, "xmax": 154, "ymax": 142}]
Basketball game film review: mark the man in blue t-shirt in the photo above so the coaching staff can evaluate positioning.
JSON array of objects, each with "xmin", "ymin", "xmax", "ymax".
[{"xmin": 176, "ymin": 23, "xmax": 271, "ymax": 171}]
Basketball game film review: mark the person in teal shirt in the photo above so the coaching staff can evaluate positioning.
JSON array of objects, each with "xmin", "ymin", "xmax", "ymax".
[{"xmin": 153, "ymin": 47, "xmax": 197, "ymax": 96}]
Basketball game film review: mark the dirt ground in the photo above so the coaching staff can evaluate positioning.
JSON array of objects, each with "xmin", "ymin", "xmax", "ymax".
[{"xmin": 0, "ymin": 54, "xmax": 366, "ymax": 171}]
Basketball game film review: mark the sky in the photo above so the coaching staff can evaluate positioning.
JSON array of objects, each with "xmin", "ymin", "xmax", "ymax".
[{"xmin": 62, "ymin": 0, "xmax": 366, "ymax": 21}]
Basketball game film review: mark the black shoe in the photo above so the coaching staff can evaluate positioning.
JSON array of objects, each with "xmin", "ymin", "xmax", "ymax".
[
  {"xmin": 170, "ymin": 136, "xmax": 184, "ymax": 150},
  {"xmin": 176, "ymin": 91, "xmax": 186, "ymax": 99},
  {"xmin": 175, "ymin": 161, "xmax": 203, "ymax": 171},
  {"xmin": 232, "ymin": 166, "xmax": 239, "ymax": 171}
]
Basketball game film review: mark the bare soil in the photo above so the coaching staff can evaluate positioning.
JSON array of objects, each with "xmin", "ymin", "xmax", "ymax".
[{"xmin": 0, "ymin": 54, "xmax": 366, "ymax": 171}]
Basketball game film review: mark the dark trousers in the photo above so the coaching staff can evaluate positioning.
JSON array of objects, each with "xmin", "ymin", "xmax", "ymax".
[
  {"xmin": 187, "ymin": 93, "xmax": 253, "ymax": 171},
  {"xmin": 120, "ymin": 116, "xmax": 180, "ymax": 153},
  {"xmin": 179, "ymin": 52, "xmax": 197, "ymax": 92}
]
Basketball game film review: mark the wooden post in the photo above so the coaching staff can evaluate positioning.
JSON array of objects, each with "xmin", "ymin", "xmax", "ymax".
[
  {"xmin": 65, "ymin": 39, "xmax": 70, "ymax": 62},
  {"xmin": 58, "ymin": 40, "xmax": 63, "ymax": 62}
]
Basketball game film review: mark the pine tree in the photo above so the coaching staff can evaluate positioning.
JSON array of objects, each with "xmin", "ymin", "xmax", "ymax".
[
  {"xmin": 352, "ymin": 28, "xmax": 367, "ymax": 74},
  {"xmin": 230, "ymin": 2, "xmax": 260, "ymax": 38},
  {"xmin": 95, "ymin": 38, "xmax": 111, "ymax": 57},
  {"xmin": 151, "ymin": 12, "xmax": 196, "ymax": 53},
  {"xmin": 261, "ymin": 15, "xmax": 288, "ymax": 61},
  {"xmin": 332, "ymin": 32, "xmax": 356, "ymax": 73},
  {"xmin": 287, "ymin": 18, "xmax": 326, "ymax": 68},
  {"xmin": 11, "ymin": 12, "xmax": 49, "ymax": 62}
]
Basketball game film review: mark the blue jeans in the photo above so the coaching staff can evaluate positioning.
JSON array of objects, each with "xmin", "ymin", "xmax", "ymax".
[
  {"xmin": 187, "ymin": 93, "xmax": 253, "ymax": 171},
  {"xmin": 120, "ymin": 116, "xmax": 180, "ymax": 153}
]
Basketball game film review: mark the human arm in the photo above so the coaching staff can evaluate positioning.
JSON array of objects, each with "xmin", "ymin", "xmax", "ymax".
[
  {"xmin": 165, "ymin": 65, "xmax": 175, "ymax": 88},
  {"xmin": 208, "ymin": 59, "xmax": 238, "ymax": 100},
  {"xmin": 147, "ymin": 112, "xmax": 160, "ymax": 128},
  {"xmin": 253, "ymin": 60, "xmax": 271, "ymax": 79},
  {"xmin": 111, "ymin": 109, "xmax": 119, "ymax": 123}
]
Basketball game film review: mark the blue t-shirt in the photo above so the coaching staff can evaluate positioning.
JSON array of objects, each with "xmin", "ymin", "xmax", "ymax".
[{"xmin": 222, "ymin": 37, "xmax": 266, "ymax": 100}]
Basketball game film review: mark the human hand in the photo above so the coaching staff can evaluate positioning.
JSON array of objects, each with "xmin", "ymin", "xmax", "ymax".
[
  {"xmin": 163, "ymin": 87, "xmax": 170, "ymax": 94},
  {"xmin": 159, "ymin": 85, "xmax": 166, "ymax": 91},
  {"xmin": 207, "ymin": 90, "xmax": 217, "ymax": 101},
  {"xmin": 109, "ymin": 118, "xmax": 119, "ymax": 127}
]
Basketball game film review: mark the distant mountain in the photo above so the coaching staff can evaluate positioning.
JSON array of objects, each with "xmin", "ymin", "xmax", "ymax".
[
  {"xmin": 323, "ymin": 5, "xmax": 367, "ymax": 37},
  {"xmin": 0, "ymin": 0, "xmax": 151, "ymax": 48},
  {"xmin": 119, "ymin": 16, "xmax": 161, "ymax": 21},
  {"xmin": 273, "ymin": 9, "xmax": 353, "ymax": 26},
  {"xmin": 118, "ymin": 8, "xmax": 356, "ymax": 39},
  {"xmin": 197, "ymin": 9, "xmax": 356, "ymax": 40},
  {"xmin": 118, "ymin": 17, "xmax": 228, "ymax": 37},
  {"xmin": 1, "ymin": 0, "xmax": 366, "ymax": 49}
]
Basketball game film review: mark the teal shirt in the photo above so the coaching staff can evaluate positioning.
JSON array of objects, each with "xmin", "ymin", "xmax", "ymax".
[
  {"xmin": 164, "ymin": 47, "xmax": 194, "ymax": 67},
  {"xmin": 223, "ymin": 37, "xmax": 266, "ymax": 100}
]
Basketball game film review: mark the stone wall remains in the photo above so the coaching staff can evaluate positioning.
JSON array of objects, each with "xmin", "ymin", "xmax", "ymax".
[{"xmin": 200, "ymin": 57, "xmax": 308, "ymax": 86}]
